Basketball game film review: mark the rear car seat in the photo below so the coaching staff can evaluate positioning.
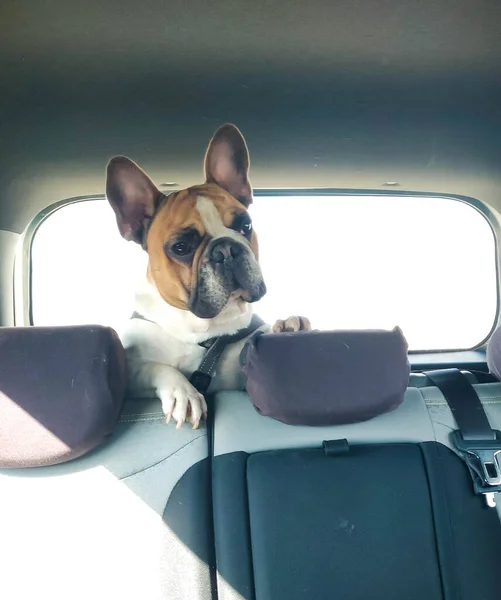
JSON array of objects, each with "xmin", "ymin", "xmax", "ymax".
[
  {"xmin": 208, "ymin": 371, "xmax": 501, "ymax": 600},
  {"xmin": 2, "ymin": 325, "xmax": 501, "ymax": 600},
  {"xmin": 0, "ymin": 326, "xmax": 214, "ymax": 600}
]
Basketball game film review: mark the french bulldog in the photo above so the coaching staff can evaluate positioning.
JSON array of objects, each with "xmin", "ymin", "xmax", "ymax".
[{"xmin": 106, "ymin": 124, "xmax": 310, "ymax": 429}]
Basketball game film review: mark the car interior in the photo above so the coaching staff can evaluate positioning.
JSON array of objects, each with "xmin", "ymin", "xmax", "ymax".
[{"xmin": 1, "ymin": 1, "xmax": 501, "ymax": 599}]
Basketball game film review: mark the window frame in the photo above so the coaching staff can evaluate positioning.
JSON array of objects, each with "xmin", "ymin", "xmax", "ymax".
[{"xmin": 16, "ymin": 189, "xmax": 501, "ymax": 357}]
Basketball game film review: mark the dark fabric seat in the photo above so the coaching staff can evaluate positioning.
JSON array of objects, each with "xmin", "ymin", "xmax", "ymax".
[{"xmin": 212, "ymin": 441, "xmax": 501, "ymax": 600}]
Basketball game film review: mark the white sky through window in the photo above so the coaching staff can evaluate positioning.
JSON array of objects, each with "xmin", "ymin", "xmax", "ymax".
[{"xmin": 30, "ymin": 195, "xmax": 497, "ymax": 351}]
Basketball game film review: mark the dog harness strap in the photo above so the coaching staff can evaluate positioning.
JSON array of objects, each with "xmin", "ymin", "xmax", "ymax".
[
  {"xmin": 189, "ymin": 314, "xmax": 264, "ymax": 394},
  {"xmin": 130, "ymin": 309, "xmax": 263, "ymax": 394}
]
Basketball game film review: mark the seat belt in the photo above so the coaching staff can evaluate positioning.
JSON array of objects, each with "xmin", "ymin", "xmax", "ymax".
[{"xmin": 424, "ymin": 368, "xmax": 501, "ymax": 508}]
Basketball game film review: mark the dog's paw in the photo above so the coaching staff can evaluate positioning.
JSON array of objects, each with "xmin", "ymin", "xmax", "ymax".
[
  {"xmin": 272, "ymin": 316, "xmax": 312, "ymax": 333},
  {"xmin": 159, "ymin": 382, "xmax": 208, "ymax": 430}
]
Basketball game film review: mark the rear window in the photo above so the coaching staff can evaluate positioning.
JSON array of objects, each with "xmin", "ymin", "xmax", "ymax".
[{"xmin": 28, "ymin": 193, "xmax": 497, "ymax": 351}]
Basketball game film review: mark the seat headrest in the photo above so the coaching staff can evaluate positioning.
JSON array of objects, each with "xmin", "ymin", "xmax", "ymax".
[
  {"xmin": 240, "ymin": 327, "xmax": 409, "ymax": 426},
  {"xmin": 0, "ymin": 325, "xmax": 127, "ymax": 468}
]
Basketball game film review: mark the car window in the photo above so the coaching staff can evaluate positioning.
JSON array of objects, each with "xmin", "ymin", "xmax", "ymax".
[{"xmin": 29, "ymin": 194, "xmax": 497, "ymax": 351}]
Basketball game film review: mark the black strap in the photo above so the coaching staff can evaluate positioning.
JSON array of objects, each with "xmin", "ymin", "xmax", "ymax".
[
  {"xmin": 131, "ymin": 310, "xmax": 261, "ymax": 348},
  {"xmin": 130, "ymin": 309, "xmax": 264, "ymax": 393},
  {"xmin": 190, "ymin": 314, "xmax": 264, "ymax": 393},
  {"xmin": 424, "ymin": 369, "xmax": 495, "ymax": 441},
  {"xmin": 424, "ymin": 368, "xmax": 501, "ymax": 506}
]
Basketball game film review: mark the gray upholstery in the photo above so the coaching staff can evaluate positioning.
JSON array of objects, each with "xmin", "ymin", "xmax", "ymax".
[
  {"xmin": 487, "ymin": 325, "xmax": 501, "ymax": 380},
  {"xmin": 213, "ymin": 380, "xmax": 501, "ymax": 524},
  {"xmin": 214, "ymin": 388, "xmax": 437, "ymax": 455},
  {"xmin": 0, "ymin": 230, "xmax": 18, "ymax": 326},
  {"xmin": 0, "ymin": 396, "xmax": 211, "ymax": 600}
]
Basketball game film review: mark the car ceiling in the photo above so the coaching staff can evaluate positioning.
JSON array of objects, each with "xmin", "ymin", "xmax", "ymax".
[{"xmin": 1, "ymin": 0, "xmax": 501, "ymax": 232}]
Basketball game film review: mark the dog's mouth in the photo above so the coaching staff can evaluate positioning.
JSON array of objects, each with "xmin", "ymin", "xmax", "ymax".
[
  {"xmin": 223, "ymin": 288, "xmax": 266, "ymax": 317},
  {"xmin": 188, "ymin": 239, "xmax": 266, "ymax": 319},
  {"xmin": 233, "ymin": 280, "xmax": 267, "ymax": 305},
  {"xmin": 189, "ymin": 275, "xmax": 267, "ymax": 320}
]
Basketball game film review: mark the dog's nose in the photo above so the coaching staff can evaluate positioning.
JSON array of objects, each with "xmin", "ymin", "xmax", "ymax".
[{"xmin": 210, "ymin": 238, "xmax": 243, "ymax": 263}]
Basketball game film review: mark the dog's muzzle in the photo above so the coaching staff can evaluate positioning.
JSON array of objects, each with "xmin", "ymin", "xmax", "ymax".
[{"xmin": 189, "ymin": 237, "xmax": 266, "ymax": 319}]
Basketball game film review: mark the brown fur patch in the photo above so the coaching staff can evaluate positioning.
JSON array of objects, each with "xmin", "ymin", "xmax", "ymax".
[{"xmin": 146, "ymin": 184, "xmax": 258, "ymax": 310}]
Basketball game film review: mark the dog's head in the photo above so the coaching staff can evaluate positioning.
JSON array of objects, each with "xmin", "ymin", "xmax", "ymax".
[{"xmin": 106, "ymin": 124, "xmax": 266, "ymax": 319}]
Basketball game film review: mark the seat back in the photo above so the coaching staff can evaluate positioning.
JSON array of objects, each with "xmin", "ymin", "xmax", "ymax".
[{"xmin": 207, "ymin": 376, "xmax": 501, "ymax": 600}]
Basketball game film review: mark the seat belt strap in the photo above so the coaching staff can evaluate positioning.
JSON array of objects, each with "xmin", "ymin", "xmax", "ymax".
[
  {"xmin": 425, "ymin": 368, "xmax": 495, "ymax": 440},
  {"xmin": 424, "ymin": 368, "xmax": 501, "ymax": 507}
]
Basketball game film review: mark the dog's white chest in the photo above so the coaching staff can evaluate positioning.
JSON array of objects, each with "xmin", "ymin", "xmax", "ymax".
[{"xmin": 119, "ymin": 278, "xmax": 260, "ymax": 396}]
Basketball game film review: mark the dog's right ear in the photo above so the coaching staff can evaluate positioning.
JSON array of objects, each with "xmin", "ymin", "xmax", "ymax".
[{"xmin": 106, "ymin": 156, "xmax": 160, "ymax": 245}]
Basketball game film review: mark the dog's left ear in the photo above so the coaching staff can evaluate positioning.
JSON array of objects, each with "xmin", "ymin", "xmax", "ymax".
[{"xmin": 204, "ymin": 123, "xmax": 253, "ymax": 207}]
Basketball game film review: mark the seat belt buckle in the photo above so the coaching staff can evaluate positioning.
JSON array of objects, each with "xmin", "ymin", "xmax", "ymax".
[
  {"xmin": 451, "ymin": 430, "xmax": 501, "ymax": 507},
  {"xmin": 484, "ymin": 492, "xmax": 498, "ymax": 509}
]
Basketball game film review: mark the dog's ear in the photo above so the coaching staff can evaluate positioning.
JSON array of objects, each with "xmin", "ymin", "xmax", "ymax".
[
  {"xmin": 106, "ymin": 156, "xmax": 160, "ymax": 245},
  {"xmin": 204, "ymin": 123, "xmax": 253, "ymax": 207}
]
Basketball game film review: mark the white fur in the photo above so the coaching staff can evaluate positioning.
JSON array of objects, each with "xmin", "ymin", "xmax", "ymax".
[
  {"xmin": 121, "ymin": 278, "xmax": 268, "ymax": 429},
  {"xmin": 195, "ymin": 196, "xmax": 243, "ymax": 243}
]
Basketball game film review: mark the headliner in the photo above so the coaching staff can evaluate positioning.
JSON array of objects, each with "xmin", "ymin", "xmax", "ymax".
[{"xmin": 1, "ymin": 0, "xmax": 501, "ymax": 232}]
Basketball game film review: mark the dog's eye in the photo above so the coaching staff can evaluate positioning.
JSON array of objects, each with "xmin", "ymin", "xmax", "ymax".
[
  {"xmin": 172, "ymin": 241, "xmax": 192, "ymax": 256},
  {"xmin": 232, "ymin": 214, "xmax": 253, "ymax": 239},
  {"xmin": 240, "ymin": 221, "xmax": 252, "ymax": 238}
]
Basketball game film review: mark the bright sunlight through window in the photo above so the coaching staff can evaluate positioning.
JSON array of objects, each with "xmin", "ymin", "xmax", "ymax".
[{"xmin": 30, "ymin": 195, "xmax": 497, "ymax": 351}]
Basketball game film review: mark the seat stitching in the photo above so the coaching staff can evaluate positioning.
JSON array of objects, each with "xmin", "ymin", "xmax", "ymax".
[
  {"xmin": 119, "ymin": 416, "xmax": 165, "ymax": 423},
  {"xmin": 418, "ymin": 387, "xmax": 439, "ymax": 442},
  {"xmin": 120, "ymin": 436, "xmax": 206, "ymax": 479},
  {"xmin": 425, "ymin": 399, "xmax": 501, "ymax": 406},
  {"xmin": 121, "ymin": 411, "xmax": 164, "ymax": 417}
]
